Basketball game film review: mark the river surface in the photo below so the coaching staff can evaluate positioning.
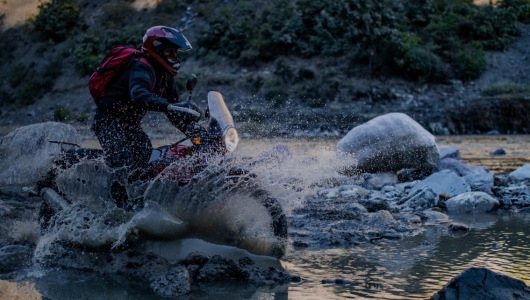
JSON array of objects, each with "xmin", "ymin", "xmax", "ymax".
[{"xmin": 2, "ymin": 135, "xmax": 530, "ymax": 299}]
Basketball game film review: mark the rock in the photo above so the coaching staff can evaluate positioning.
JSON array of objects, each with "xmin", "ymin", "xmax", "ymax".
[
  {"xmin": 0, "ymin": 122, "xmax": 80, "ymax": 185},
  {"xmin": 149, "ymin": 265, "xmax": 191, "ymax": 297},
  {"xmin": 339, "ymin": 185, "xmax": 371, "ymax": 199},
  {"xmin": 430, "ymin": 267, "xmax": 530, "ymax": 300},
  {"xmin": 408, "ymin": 170, "xmax": 470, "ymax": 198},
  {"xmin": 508, "ymin": 164, "xmax": 530, "ymax": 182},
  {"xmin": 445, "ymin": 192, "xmax": 500, "ymax": 214},
  {"xmin": 364, "ymin": 172, "xmax": 398, "ymax": 189},
  {"xmin": 363, "ymin": 210, "xmax": 398, "ymax": 228},
  {"xmin": 414, "ymin": 210, "xmax": 450, "ymax": 225},
  {"xmin": 194, "ymin": 255, "xmax": 293, "ymax": 285},
  {"xmin": 439, "ymin": 148, "xmax": 461, "ymax": 160},
  {"xmin": 489, "ymin": 148, "xmax": 507, "ymax": 156},
  {"xmin": 0, "ymin": 245, "xmax": 33, "ymax": 273},
  {"xmin": 464, "ymin": 173, "xmax": 494, "ymax": 194},
  {"xmin": 392, "ymin": 212, "xmax": 422, "ymax": 225},
  {"xmin": 398, "ymin": 168, "xmax": 432, "ymax": 182},
  {"xmin": 335, "ymin": 113, "xmax": 439, "ymax": 174},
  {"xmin": 322, "ymin": 278, "xmax": 353, "ymax": 284},
  {"xmin": 448, "ymin": 223, "xmax": 469, "ymax": 232},
  {"xmin": 434, "ymin": 158, "xmax": 477, "ymax": 177},
  {"xmin": 358, "ymin": 199, "xmax": 390, "ymax": 212},
  {"xmin": 398, "ymin": 186, "xmax": 439, "ymax": 211}
]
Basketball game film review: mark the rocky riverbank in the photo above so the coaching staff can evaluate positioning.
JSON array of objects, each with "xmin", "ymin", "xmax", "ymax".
[{"xmin": 2, "ymin": 118, "xmax": 530, "ymax": 298}]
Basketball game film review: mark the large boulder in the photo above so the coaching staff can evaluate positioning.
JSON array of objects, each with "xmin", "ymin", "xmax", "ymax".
[
  {"xmin": 445, "ymin": 192, "xmax": 500, "ymax": 214},
  {"xmin": 335, "ymin": 113, "xmax": 439, "ymax": 174},
  {"xmin": 0, "ymin": 122, "xmax": 80, "ymax": 185},
  {"xmin": 430, "ymin": 267, "xmax": 530, "ymax": 300}
]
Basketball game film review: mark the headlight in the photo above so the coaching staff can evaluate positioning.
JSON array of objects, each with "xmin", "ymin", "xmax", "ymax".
[{"xmin": 223, "ymin": 127, "xmax": 239, "ymax": 152}]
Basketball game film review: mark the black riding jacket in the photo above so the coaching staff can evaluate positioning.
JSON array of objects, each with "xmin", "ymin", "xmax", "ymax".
[{"xmin": 94, "ymin": 56, "xmax": 179, "ymax": 125}]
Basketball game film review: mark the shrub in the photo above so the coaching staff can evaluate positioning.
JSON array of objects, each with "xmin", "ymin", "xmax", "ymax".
[
  {"xmin": 8, "ymin": 64, "xmax": 28, "ymax": 88},
  {"xmin": 482, "ymin": 82, "xmax": 530, "ymax": 96},
  {"xmin": 0, "ymin": 89, "xmax": 14, "ymax": 105},
  {"xmin": 16, "ymin": 77, "xmax": 54, "ymax": 105},
  {"xmin": 33, "ymin": 0, "xmax": 80, "ymax": 42},
  {"xmin": 53, "ymin": 105, "xmax": 72, "ymax": 122},
  {"xmin": 74, "ymin": 26, "xmax": 144, "ymax": 75},
  {"xmin": 454, "ymin": 43, "xmax": 487, "ymax": 81}
]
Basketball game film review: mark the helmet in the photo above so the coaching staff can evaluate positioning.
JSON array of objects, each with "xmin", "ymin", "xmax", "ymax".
[{"xmin": 142, "ymin": 26, "xmax": 192, "ymax": 76}]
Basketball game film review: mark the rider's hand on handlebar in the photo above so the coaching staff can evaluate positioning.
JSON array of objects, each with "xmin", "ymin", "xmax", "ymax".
[{"xmin": 167, "ymin": 100, "xmax": 202, "ymax": 121}]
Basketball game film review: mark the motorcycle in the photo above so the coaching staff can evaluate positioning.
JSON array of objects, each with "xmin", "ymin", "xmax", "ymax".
[{"xmin": 36, "ymin": 75, "xmax": 288, "ymax": 258}]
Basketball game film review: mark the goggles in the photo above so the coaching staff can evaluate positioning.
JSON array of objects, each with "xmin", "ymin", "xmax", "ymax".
[{"xmin": 163, "ymin": 48, "xmax": 178, "ymax": 63}]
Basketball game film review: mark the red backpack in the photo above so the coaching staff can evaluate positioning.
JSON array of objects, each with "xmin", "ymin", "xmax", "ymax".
[{"xmin": 88, "ymin": 46, "xmax": 144, "ymax": 103}]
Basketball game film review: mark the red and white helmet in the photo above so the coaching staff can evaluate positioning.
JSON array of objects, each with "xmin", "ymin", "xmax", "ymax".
[{"xmin": 142, "ymin": 26, "xmax": 192, "ymax": 76}]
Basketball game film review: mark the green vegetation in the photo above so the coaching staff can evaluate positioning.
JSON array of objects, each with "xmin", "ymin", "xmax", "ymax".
[
  {"xmin": 53, "ymin": 105, "xmax": 71, "ymax": 122},
  {"xmin": 197, "ymin": 0, "xmax": 529, "ymax": 83},
  {"xmin": 2, "ymin": 0, "xmax": 529, "ymax": 109},
  {"xmin": 482, "ymin": 82, "xmax": 530, "ymax": 96},
  {"xmin": 33, "ymin": 0, "xmax": 80, "ymax": 42}
]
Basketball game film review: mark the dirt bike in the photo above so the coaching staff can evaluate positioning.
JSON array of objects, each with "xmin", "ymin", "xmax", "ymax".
[{"xmin": 36, "ymin": 75, "xmax": 288, "ymax": 258}]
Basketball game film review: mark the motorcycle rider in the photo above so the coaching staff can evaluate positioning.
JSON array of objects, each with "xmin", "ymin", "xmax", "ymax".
[{"xmin": 92, "ymin": 26, "xmax": 201, "ymax": 186}]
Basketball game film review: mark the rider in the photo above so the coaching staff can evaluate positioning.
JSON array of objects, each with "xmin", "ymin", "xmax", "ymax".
[{"xmin": 92, "ymin": 26, "xmax": 201, "ymax": 184}]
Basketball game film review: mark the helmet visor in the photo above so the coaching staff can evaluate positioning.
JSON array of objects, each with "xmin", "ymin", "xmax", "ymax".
[{"xmin": 163, "ymin": 48, "xmax": 178, "ymax": 63}]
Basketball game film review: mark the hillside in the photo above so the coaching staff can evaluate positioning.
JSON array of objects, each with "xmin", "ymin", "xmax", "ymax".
[{"xmin": 1, "ymin": 0, "xmax": 530, "ymax": 137}]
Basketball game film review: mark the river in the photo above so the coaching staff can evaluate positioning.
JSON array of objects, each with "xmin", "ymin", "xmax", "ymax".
[{"xmin": 1, "ymin": 135, "xmax": 530, "ymax": 299}]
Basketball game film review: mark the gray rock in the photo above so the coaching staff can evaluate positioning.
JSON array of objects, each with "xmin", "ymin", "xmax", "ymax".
[
  {"xmin": 398, "ymin": 186, "xmax": 439, "ymax": 211},
  {"xmin": 150, "ymin": 265, "xmax": 191, "ymax": 297},
  {"xmin": 359, "ymin": 199, "xmax": 390, "ymax": 212},
  {"xmin": 508, "ymin": 164, "xmax": 530, "ymax": 182},
  {"xmin": 464, "ymin": 172, "xmax": 494, "ymax": 194},
  {"xmin": 0, "ymin": 245, "xmax": 32, "ymax": 273},
  {"xmin": 445, "ymin": 192, "xmax": 500, "ymax": 214},
  {"xmin": 439, "ymin": 148, "xmax": 461, "ymax": 160},
  {"xmin": 336, "ymin": 113, "xmax": 439, "ymax": 174},
  {"xmin": 364, "ymin": 172, "xmax": 398, "ymax": 189},
  {"xmin": 408, "ymin": 170, "xmax": 470, "ymax": 198},
  {"xmin": 430, "ymin": 267, "xmax": 530, "ymax": 300},
  {"xmin": 489, "ymin": 148, "xmax": 507, "ymax": 156},
  {"xmin": 435, "ymin": 158, "xmax": 476, "ymax": 177},
  {"xmin": 448, "ymin": 223, "xmax": 470, "ymax": 232},
  {"xmin": 339, "ymin": 185, "xmax": 371, "ymax": 199},
  {"xmin": 0, "ymin": 122, "xmax": 80, "ymax": 185},
  {"xmin": 414, "ymin": 210, "xmax": 449, "ymax": 225}
]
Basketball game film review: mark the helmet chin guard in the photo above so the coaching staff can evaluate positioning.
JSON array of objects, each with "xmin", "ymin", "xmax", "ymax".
[{"xmin": 142, "ymin": 26, "xmax": 192, "ymax": 76}]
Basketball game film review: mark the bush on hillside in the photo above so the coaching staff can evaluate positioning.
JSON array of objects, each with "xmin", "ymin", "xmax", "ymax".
[
  {"xmin": 197, "ymin": 0, "xmax": 526, "ymax": 83},
  {"xmin": 33, "ymin": 0, "xmax": 80, "ymax": 42}
]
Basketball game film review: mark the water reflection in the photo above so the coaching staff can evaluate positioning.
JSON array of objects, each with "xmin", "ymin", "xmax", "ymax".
[{"xmin": 282, "ymin": 212, "xmax": 530, "ymax": 299}]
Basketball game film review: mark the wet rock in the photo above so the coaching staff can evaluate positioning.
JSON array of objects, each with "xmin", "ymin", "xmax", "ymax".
[
  {"xmin": 448, "ymin": 223, "xmax": 469, "ymax": 232},
  {"xmin": 0, "ymin": 245, "xmax": 33, "ymax": 273},
  {"xmin": 439, "ymin": 148, "xmax": 461, "ymax": 160},
  {"xmin": 397, "ymin": 168, "xmax": 433, "ymax": 182},
  {"xmin": 322, "ymin": 278, "xmax": 353, "ymax": 284},
  {"xmin": 150, "ymin": 265, "xmax": 191, "ymax": 297},
  {"xmin": 358, "ymin": 199, "xmax": 390, "ymax": 212},
  {"xmin": 489, "ymin": 148, "xmax": 507, "ymax": 156},
  {"xmin": 194, "ymin": 255, "xmax": 293, "ymax": 285},
  {"xmin": 464, "ymin": 173, "xmax": 494, "ymax": 194},
  {"xmin": 364, "ymin": 172, "xmax": 398, "ymax": 189},
  {"xmin": 397, "ymin": 186, "xmax": 439, "ymax": 211},
  {"xmin": 0, "ymin": 122, "xmax": 80, "ymax": 185},
  {"xmin": 335, "ymin": 113, "xmax": 439, "ymax": 174},
  {"xmin": 364, "ymin": 210, "xmax": 398, "ymax": 228},
  {"xmin": 445, "ymin": 192, "xmax": 500, "ymax": 214},
  {"xmin": 508, "ymin": 164, "xmax": 530, "ymax": 182},
  {"xmin": 392, "ymin": 212, "xmax": 422, "ymax": 225},
  {"xmin": 430, "ymin": 267, "xmax": 530, "ymax": 300},
  {"xmin": 434, "ymin": 158, "xmax": 477, "ymax": 177},
  {"xmin": 339, "ymin": 185, "xmax": 370, "ymax": 199},
  {"xmin": 414, "ymin": 210, "xmax": 450, "ymax": 225},
  {"xmin": 408, "ymin": 170, "xmax": 470, "ymax": 198}
]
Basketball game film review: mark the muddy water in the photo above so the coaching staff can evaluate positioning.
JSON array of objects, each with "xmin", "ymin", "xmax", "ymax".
[{"xmin": 2, "ymin": 135, "xmax": 530, "ymax": 299}]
